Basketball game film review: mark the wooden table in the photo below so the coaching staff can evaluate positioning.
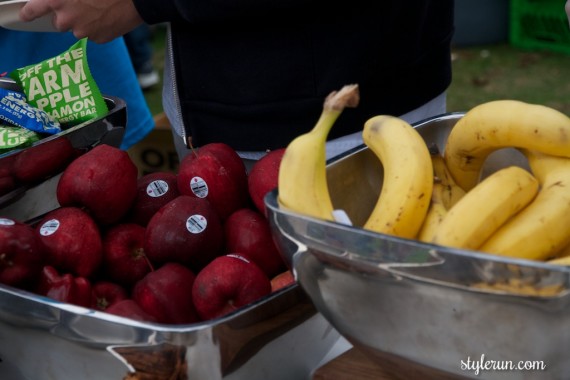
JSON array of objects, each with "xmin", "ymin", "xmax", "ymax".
[{"xmin": 312, "ymin": 348, "xmax": 465, "ymax": 380}]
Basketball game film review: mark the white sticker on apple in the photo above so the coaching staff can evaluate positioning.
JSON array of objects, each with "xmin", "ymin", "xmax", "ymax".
[
  {"xmin": 0, "ymin": 218, "xmax": 15, "ymax": 226},
  {"xmin": 147, "ymin": 180, "xmax": 169, "ymax": 197},
  {"xmin": 227, "ymin": 254, "xmax": 250, "ymax": 264},
  {"xmin": 190, "ymin": 177, "xmax": 208, "ymax": 198},
  {"xmin": 186, "ymin": 214, "xmax": 207, "ymax": 234},
  {"xmin": 39, "ymin": 219, "xmax": 60, "ymax": 236}
]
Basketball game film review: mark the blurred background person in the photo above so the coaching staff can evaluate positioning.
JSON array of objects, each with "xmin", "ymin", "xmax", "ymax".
[
  {"xmin": 123, "ymin": 24, "xmax": 160, "ymax": 90},
  {"xmin": 0, "ymin": 29, "xmax": 155, "ymax": 150}
]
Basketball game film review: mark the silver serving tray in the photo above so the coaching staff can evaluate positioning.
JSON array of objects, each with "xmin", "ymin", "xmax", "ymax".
[
  {"xmin": 266, "ymin": 112, "xmax": 570, "ymax": 379},
  {"xmin": 0, "ymin": 280, "xmax": 338, "ymax": 379},
  {"xmin": 0, "ymin": 89, "xmax": 340, "ymax": 379}
]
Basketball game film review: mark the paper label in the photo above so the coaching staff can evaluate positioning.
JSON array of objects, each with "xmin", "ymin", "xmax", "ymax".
[
  {"xmin": 186, "ymin": 214, "xmax": 207, "ymax": 234},
  {"xmin": 0, "ymin": 218, "xmax": 15, "ymax": 226},
  {"xmin": 39, "ymin": 218, "xmax": 60, "ymax": 236},
  {"xmin": 190, "ymin": 176, "xmax": 208, "ymax": 198},
  {"xmin": 146, "ymin": 180, "xmax": 169, "ymax": 198}
]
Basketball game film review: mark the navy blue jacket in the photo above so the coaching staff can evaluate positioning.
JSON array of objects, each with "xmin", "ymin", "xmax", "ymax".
[{"xmin": 135, "ymin": 0, "xmax": 455, "ymax": 151}]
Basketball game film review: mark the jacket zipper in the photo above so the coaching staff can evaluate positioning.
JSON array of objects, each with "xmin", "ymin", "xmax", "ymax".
[{"xmin": 165, "ymin": 24, "xmax": 186, "ymax": 146}]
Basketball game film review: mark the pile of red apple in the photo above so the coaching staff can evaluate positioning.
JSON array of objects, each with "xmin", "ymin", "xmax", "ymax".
[{"xmin": 0, "ymin": 143, "xmax": 295, "ymax": 324}]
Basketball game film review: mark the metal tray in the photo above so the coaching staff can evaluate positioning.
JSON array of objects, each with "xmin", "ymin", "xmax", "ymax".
[
  {"xmin": 266, "ymin": 112, "xmax": 570, "ymax": 379},
  {"xmin": 0, "ymin": 92, "xmax": 340, "ymax": 379},
  {"xmin": 0, "ymin": 280, "xmax": 338, "ymax": 380}
]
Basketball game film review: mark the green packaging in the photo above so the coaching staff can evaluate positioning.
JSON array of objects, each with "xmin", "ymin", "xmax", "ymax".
[
  {"xmin": 9, "ymin": 38, "xmax": 108, "ymax": 126},
  {"xmin": 0, "ymin": 124, "xmax": 41, "ymax": 153}
]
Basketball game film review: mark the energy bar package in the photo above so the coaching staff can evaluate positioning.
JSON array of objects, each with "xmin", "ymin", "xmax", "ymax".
[
  {"xmin": 9, "ymin": 38, "xmax": 108, "ymax": 127},
  {"xmin": 0, "ymin": 123, "xmax": 41, "ymax": 153},
  {"xmin": 0, "ymin": 86, "xmax": 61, "ymax": 135}
]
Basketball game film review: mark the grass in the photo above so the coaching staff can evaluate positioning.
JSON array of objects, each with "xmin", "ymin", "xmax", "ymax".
[
  {"xmin": 447, "ymin": 43, "xmax": 570, "ymax": 115},
  {"xmin": 144, "ymin": 27, "xmax": 570, "ymax": 118}
]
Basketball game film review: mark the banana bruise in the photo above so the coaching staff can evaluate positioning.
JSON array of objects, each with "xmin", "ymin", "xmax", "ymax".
[
  {"xmin": 432, "ymin": 166, "xmax": 539, "ymax": 250},
  {"xmin": 431, "ymin": 152, "xmax": 466, "ymax": 209},
  {"xmin": 278, "ymin": 84, "xmax": 359, "ymax": 220},
  {"xmin": 362, "ymin": 115, "xmax": 433, "ymax": 239},
  {"xmin": 417, "ymin": 182, "xmax": 447, "ymax": 243},
  {"xmin": 444, "ymin": 100, "xmax": 570, "ymax": 192},
  {"xmin": 480, "ymin": 151, "xmax": 570, "ymax": 260}
]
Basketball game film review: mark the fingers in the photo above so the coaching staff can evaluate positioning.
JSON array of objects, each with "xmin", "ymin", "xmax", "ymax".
[{"xmin": 19, "ymin": 0, "xmax": 52, "ymax": 22}]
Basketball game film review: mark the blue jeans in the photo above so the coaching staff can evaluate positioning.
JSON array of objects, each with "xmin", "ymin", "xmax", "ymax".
[{"xmin": 123, "ymin": 25, "xmax": 154, "ymax": 73}]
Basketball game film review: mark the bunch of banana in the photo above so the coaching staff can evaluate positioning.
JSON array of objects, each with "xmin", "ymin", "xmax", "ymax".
[
  {"xmin": 430, "ymin": 150, "xmax": 466, "ymax": 209},
  {"xmin": 431, "ymin": 166, "xmax": 539, "ymax": 250},
  {"xmin": 279, "ymin": 88, "xmax": 570, "ymax": 266},
  {"xmin": 417, "ymin": 182, "xmax": 447, "ymax": 243},
  {"xmin": 361, "ymin": 115, "xmax": 433, "ymax": 239},
  {"xmin": 425, "ymin": 99, "xmax": 570, "ymax": 264},
  {"xmin": 444, "ymin": 100, "xmax": 570, "ymax": 192},
  {"xmin": 277, "ymin": 84, "xmax": 359, "ymax": 221},
  {"xmin": 480, "ymin": 150, "xmax": 570, "ymax": 261}
]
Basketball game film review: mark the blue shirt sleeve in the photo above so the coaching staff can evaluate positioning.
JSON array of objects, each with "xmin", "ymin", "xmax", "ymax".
[{"xmin": 0, "ymin": 29, "xmax": 155, "ymax": 150}]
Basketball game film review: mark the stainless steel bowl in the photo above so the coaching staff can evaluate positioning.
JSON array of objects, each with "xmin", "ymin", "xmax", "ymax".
[{"xmin": 266, "ymin": 113, "xmax": 570, "ymax": 380}]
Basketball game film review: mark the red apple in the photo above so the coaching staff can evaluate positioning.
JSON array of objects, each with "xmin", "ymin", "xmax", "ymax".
[
  {"xmin": 224, "ymin": 208, "xmax": 286, "ymax": 278},
  {"xmin": 192, "ymin": 254, "xmax": 271, "ymax": 320},
  {"xmin": 105, "ymin": 299, "xmax": 157, "ymax": 322},
  {"xmin": 35, "ymin": 207, "xmax": 102, "ymax": 278},
  {"xmin": 0, "ymin": 217, "xmax": 45, "ymax": 288},
  {"xmin": 56, "ymin": 144, "xmax": 138, "ymax": 225},
  {"xmin": 13, "ymin": 137, "xmax": 78, "ymax": 184},
  {"xmin": 271, "ymin": 270, "xmax": 295, "ymax": 292},
  {"xmin": 91, "ymin": 281, "xmax": 129, "ymax": 311},
  {"xmin": 36, "ymin": 265, "xmax": 92, "ymax": 308},
  {"xmin": 0, "ymin": 155, "xmax": 18, "ymax": 197},
  {"xmin": 193, "ymin": 143, "xmax": 248, "ymax": 192},
  {"xmin": 145, "ymin": 195, "xmax": 223, "ymax": 271},
  {"xmin": 102, "ymin": 223, "xmax": 152, "ymax": 288},
  {"xmin": 177, "ymin": 143, "xmax": 248, "ymax": 220},
  {"xmin": 128, "ymin": 171, "xmax": 180, "ymax": 226},
  {"xmin": 247, "ymin": 148, "xmax": 285, "ymax": 216},
  {"xmin": 132, "ymin": 263, "xmax": 199, "ymax": 324}
]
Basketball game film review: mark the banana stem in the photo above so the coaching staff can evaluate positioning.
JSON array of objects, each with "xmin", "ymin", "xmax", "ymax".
[{"xmin": 312, "ymin": 84, "xmax": 360, "ymax": 138}]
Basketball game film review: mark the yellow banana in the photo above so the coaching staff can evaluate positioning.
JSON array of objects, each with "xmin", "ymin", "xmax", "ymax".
[
  {"xmin": 278, "ymin": 84, "xmax": 359, "ymax": 220},
  {"xmin": 362, "ymin": 115, "xmax": 433, "ymax": 239},
  {"xmin": 550, "ymin": 242, "xmax": 570, "ymax": 261},
  {"xmin": 431, "ymin": 151, "xmax": 466, "ymax": 209},
  {"xmin": 417, "ymin": 182, "xmax": 447, "ymax": 243},
  {"xmin": 547, "ymin": 255, "xmax": 570, "ymax": 266},
  {"xmin": 480, "ymin": 151, "xmax": 570, "ymax": 260},
  {"xmin": 444, "ymin": 100, "xmax": 570, "ymax": 192},
  {"xmin": 432, "ymin": 166, "xmax": 539, "ymax": 250}
]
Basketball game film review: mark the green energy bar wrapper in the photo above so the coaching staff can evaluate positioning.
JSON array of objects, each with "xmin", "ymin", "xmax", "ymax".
[
  {"xmin": 9, "ymin": 38, "xmax": 108, "ymax": 126},
  {"xmin": 0, "ymin": 123, "xmax": 41, "ymax": 153}
]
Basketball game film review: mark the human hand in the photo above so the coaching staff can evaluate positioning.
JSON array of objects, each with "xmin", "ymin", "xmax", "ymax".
[{"xmin": 19, "ymin": 0, "xmax": 144, "ymax": 43}]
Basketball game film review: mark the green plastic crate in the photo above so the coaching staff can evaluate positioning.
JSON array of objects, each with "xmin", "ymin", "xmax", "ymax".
[{"xmin": 510, "ymin": 0, "xmax": 570, "ymax": 54}]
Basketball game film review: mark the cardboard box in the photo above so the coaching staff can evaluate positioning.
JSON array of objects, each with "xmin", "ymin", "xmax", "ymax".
[{"xmin": 128, "ymin": 112, "xmax": 180, "ymax": 176}]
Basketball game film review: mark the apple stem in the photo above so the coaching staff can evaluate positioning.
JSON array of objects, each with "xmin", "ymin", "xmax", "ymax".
[{"xmin": 187, "ymin": 137, "xmax": 200, "ymax": 159}]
